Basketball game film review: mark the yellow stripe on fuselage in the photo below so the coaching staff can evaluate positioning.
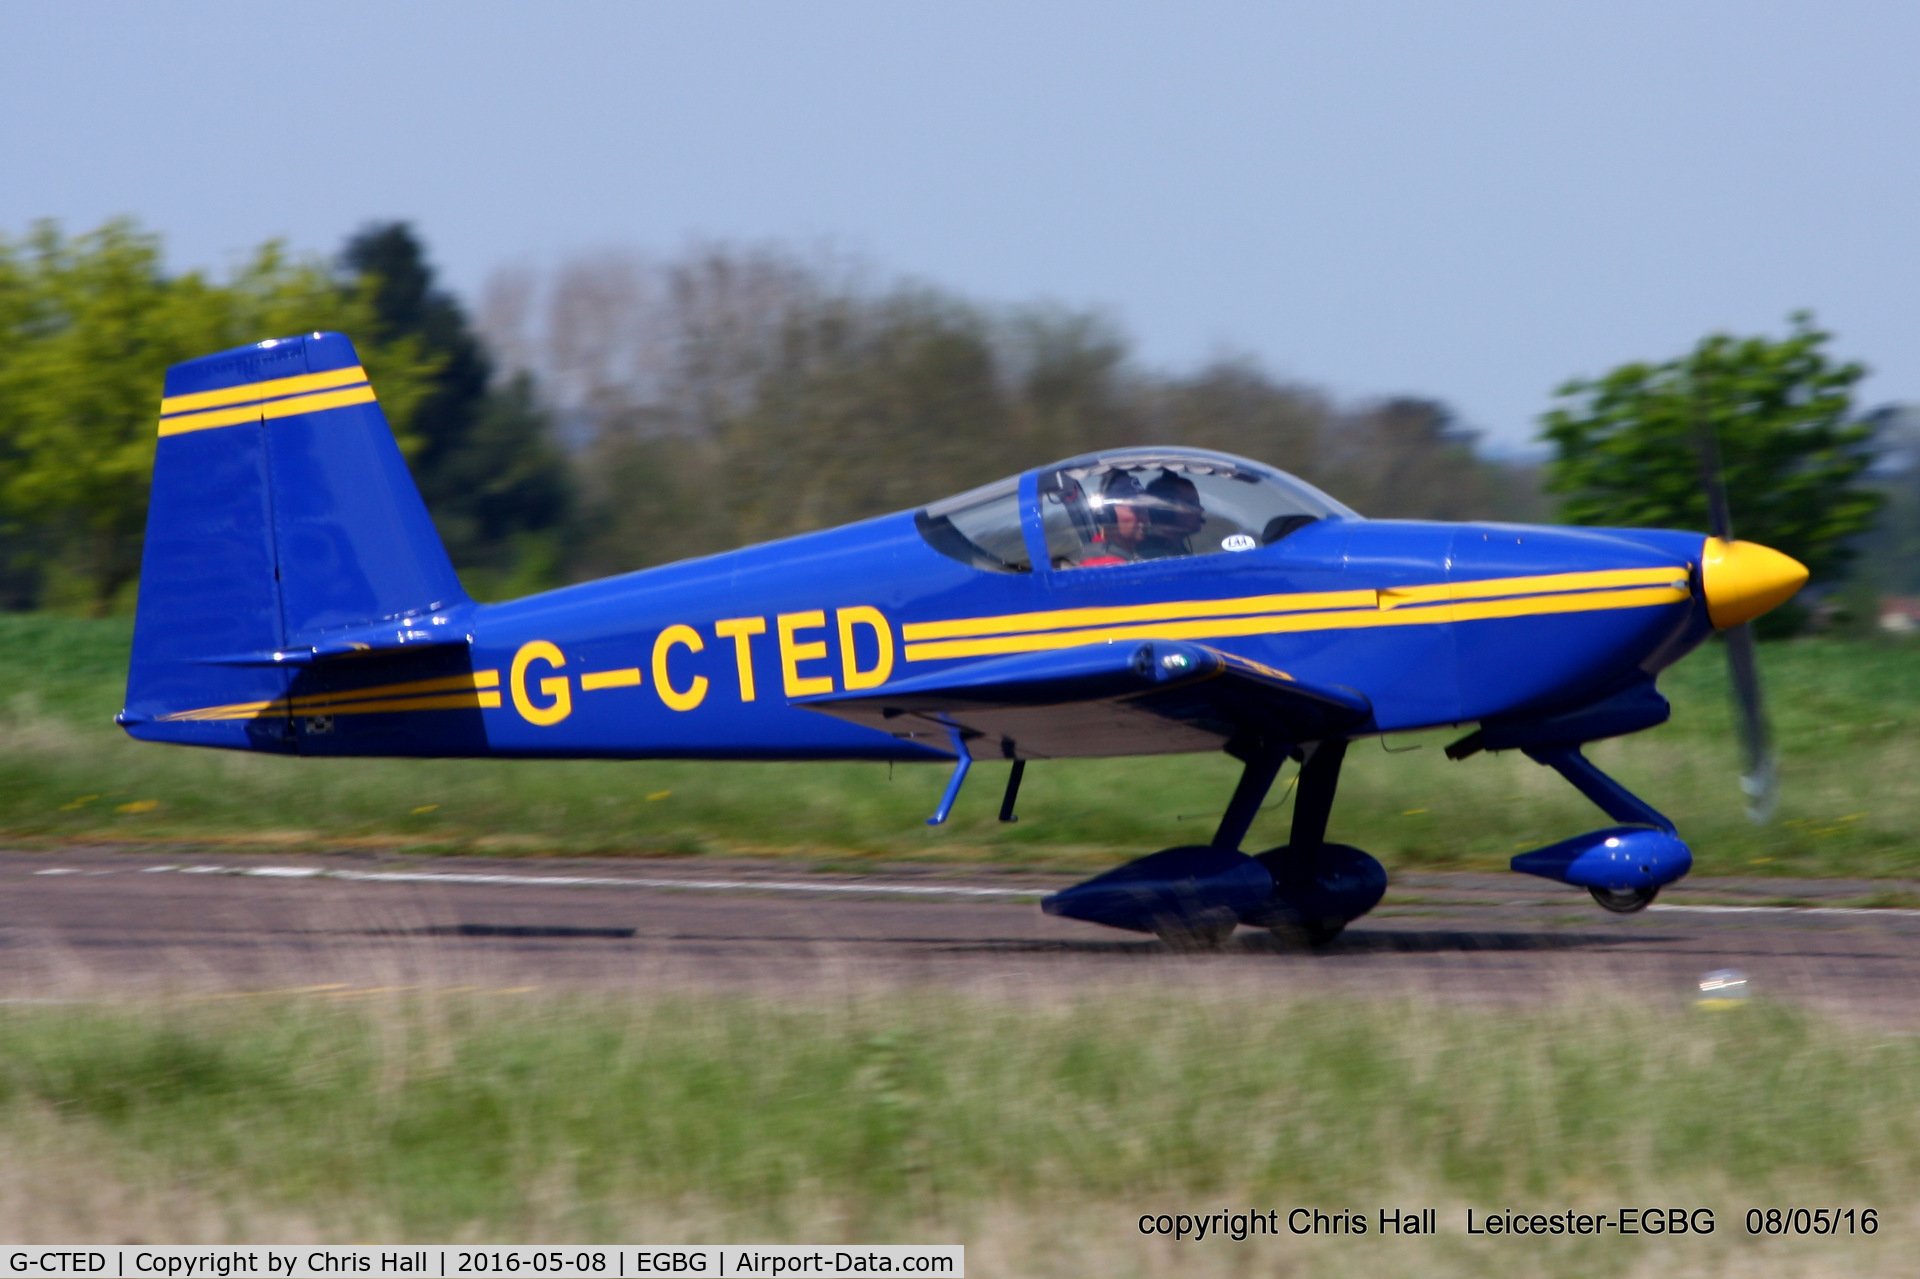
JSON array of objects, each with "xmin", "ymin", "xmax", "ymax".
[
  {"xmin": 292, "ymin": 691, "xmax": 502, "ymax": 716},
  {"xmin": 900, "ymin": 588, "xmax": 1378, "ymax": 641},
  {"xmin": 902, "ymin": 583, "xmax": 1690, "ymax": 662},
  {"xmin": 156, "ymin": 367, "xmax": 374, "ymax": 436},
  {"xmin": 157, "ymin": 670, "xmax": 502, "ymax": 722},
  {"xmin": 899, "ymin": 567, "xmax": 1683, "ymax": 644},
  {"xmin": 1379, "ymin": 566, "xmax": 1684, "ymax": 609},
  {"xmin": 286, "ymin": 670, "xmax": 499, "ymax": 711},
  {"xmin": 158, "ymin": 698, "xmax": 287, "ymax": 722}
]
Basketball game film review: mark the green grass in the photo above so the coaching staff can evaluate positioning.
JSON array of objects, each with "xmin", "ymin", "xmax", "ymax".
[
  {"xmin": 4, "ymin": 612, "xmax": 1920, "ymax": 876},
  {"xmin": 1, "ymin": 992, "xmax": 1915, "ymax": 1260}
]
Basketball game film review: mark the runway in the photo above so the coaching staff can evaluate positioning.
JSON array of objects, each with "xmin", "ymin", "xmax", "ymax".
[{"xmin": 6, "ymin": 847, "xmax": 1920, "ymax": 1020}]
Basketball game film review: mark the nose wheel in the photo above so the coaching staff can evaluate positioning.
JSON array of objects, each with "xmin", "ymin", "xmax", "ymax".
[{"xmin": 1589, "ymin": 884, "xmax": 1659, "ymax": 913}]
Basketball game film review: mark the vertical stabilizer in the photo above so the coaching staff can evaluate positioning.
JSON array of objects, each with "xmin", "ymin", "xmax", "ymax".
[{"xmin": 121, "ymin": 332, "xmax": 468, "ymax": 749}]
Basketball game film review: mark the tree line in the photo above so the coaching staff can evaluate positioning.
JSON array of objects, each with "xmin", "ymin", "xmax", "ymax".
[
  {"xmin": 0, "ymin": 219, "xmax": 1886, "ymax": 626},
  {"xmin": 476, "ymin": 242, "xmax": 1543, "ymax": 585}
]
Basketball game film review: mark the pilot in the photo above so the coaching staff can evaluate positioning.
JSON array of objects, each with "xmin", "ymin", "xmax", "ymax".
[
  {"xmin": 1140, "ymin": 470, "xmax": 1206, "ymax": 558},
  {"xmin": 1073, "ymin": 471, "xmax": 1151, "ymax": 567}
]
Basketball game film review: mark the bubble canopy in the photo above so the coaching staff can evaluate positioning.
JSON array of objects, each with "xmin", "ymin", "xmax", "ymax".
[{"xmin": 916, "ymin": 447, "xmax": 1357, "ymax": 574}]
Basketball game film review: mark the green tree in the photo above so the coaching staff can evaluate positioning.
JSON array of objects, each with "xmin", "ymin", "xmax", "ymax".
[
  {"xmin": 0, "ymin": 219, "xmax": 435, "ymax": 613},
  {"xmin": 1541, "ymin": 313, "xmax": 1879, "ymax": 592},
  {"xmin": 340, "ymin": 223, "xmax": 571, "ymax": 596}
]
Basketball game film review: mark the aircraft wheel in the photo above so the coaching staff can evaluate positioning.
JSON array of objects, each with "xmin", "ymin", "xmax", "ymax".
[
  {"xmin": 1154, "ymin": 919, "xmax": 1237, "ymax": 951},
  {"xmin": 1247, "ymin": 843, "xmax": 1384, "ymax": 945},
  {"xmin": 1269, "ymin": 918, "xmax": 1346, "ymax": 949},
  {"xmin": 1589, "ymin": 884, "xmax": 1659, "ymax": 913}
]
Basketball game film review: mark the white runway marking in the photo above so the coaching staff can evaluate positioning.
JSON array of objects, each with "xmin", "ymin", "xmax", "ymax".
[
  {"xmin": 30, "ymin": 865, "xmax": 1920, "ymax": 917},
  {"xmin": 36, "ymin": 862, "xmax": 1041, "ymax": 900},
  {"xmin": 1652, "ymin": 903, "xmax": 1920, "ymax": 919}
]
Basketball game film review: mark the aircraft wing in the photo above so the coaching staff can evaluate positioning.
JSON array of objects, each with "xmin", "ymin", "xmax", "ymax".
[{"xmin": 797, "ymin": 640, "xmax": 1373, "ymax": 759}]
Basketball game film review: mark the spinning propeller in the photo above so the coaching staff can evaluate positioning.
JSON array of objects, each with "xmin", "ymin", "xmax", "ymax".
[{"xmin": 1694, "ymin": 422, "xmax": 1808, "ymax": 824}]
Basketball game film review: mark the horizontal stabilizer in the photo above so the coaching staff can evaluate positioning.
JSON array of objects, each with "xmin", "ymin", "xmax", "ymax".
[
  {"xmin": 798, "ymin": 641, "xmax": 1372, "ymax": 759},
  {"xmin": 189, "ymin": 610, "xmax": 478, "ymax": 667}
]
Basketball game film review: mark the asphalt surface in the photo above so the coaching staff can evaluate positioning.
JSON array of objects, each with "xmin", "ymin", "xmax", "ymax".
[{"xmin": 5, "ymin": 847, "xmax": 1920, "ymax": 1019}]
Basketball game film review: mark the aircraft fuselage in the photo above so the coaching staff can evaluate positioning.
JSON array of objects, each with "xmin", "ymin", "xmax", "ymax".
[{"xmin": 259, "ymin": 513, "xmax": 1711, "ymax": 762}]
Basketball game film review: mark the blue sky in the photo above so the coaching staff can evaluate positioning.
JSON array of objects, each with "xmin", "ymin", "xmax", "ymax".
[{"xmin": 5, "ymin": 1, "xmax": 1916, "ymax": 449}]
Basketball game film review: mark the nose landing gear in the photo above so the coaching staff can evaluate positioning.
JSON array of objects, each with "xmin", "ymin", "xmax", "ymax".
[{"xmin": 1505, "ymin": 746, "xmax": 1693, "ymax": 911}]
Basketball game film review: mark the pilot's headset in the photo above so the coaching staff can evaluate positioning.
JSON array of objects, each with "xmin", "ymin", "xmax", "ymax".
[{"xmin": 1145, "ymin": 470, "xmax": 1206, "ymax": 537}]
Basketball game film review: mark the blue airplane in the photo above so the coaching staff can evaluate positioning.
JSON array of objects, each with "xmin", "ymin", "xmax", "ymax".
[{"xmin": 120, "ymin": 333, "xmax": 1808, "ymax": 947}]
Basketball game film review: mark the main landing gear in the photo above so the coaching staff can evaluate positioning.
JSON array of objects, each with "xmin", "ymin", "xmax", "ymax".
[
  {"xmin": 1040, "ymin": 740, "xmax": 1387, "ymax": 950},
  {"xmin": 1039, "ymin": 729, "xmax": 1694, "ymax": 944}
]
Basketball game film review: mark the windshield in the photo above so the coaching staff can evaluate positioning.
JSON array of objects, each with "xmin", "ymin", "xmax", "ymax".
[
  {"xmin": 915, "ymin": 447, "xmax": 1353, "ymax": 573},
  {"xmin": 1038, "ymin": 447, "xmax": 1353, "ymax": 570},
  {"xmin": 915, "ymin": 476, "xmax": 1030, "ymax": 573}
]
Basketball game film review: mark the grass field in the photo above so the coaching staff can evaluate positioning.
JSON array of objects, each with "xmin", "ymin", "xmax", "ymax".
[
  {"xmin": 7, "ymin": 617, "xmax": 1917, "ymax": 1272},
  {"xmin": 0, "ymin": 990, "xmax": 1912, "ymax": 1273},
  {"xmin": 3, "ymin": 612, "xmax": 1919, "ymax": 878}
]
